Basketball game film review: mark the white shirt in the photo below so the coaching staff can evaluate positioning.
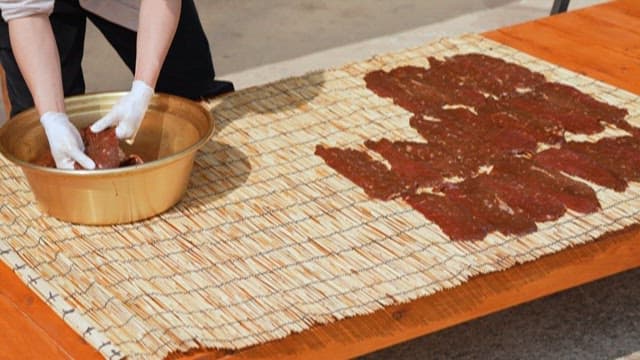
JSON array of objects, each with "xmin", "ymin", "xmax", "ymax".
[{"xmin": 0, "ymin": 0, "xmax": 140, "ymax": 31}]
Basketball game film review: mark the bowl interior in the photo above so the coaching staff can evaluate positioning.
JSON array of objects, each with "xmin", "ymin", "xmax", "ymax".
[{"xmin": 0, "ymin": 92, "xmax": 213, "ymax": 171}]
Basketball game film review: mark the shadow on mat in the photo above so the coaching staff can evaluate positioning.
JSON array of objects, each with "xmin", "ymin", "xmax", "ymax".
[
  {"xmin": 170, "ymin": 71, "xmax": 327, "ymax": 213},
  {"xmin": 208, "ymin": 70, "xmax": 327, "ymax": 135}
]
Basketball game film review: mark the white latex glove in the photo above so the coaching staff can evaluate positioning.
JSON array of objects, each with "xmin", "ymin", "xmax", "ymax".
[
  {"xmin": 40, "ymin": 112, "xmax": 96, "ymax": 170},
  {"xmin": 90, "ymin": 80, "xmax": 153, "ymax": 144}
]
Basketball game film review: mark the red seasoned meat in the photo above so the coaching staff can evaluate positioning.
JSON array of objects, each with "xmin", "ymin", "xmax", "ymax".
[
  {"xmin": 317, "ymin": 53, "xmax": 633, "ymax": 241},
  {"xmin": 535, "ymin": 148, "xmax": 626, "ymax": 192},
  {"xmin": 34, "ymin": 127, "xmax": 144, "ymax": 169},
  {"xmin": 364, "ymin": 139, "xmax": 444, "ymax": 188},
  {"xmin": 492, "ymin": 157, "xmax": 600, "ymax": 214},
  {"xmin": 405, "ymin": 193, "xmax": 491, "ymax": 241},
  {"xmin": 426, "ymin": 54, "xmax": 547, "ymax": 97},
  {"xmin": 537, "ymin": 82, "xmax": 628, "ymax": 127},
  {"xmin": 314, "ymin": 145, "xmax": 411, "ymax": 200},
  {"xmin": 565, "ymin": 137, "xmax": 640, "ymax": 182},
  {"xmin": 439, "ymin": 180, "xmax": 537, "ymax": 237},
  {"xmin": 82, "ymin": 127, "xmax": 123, "ymax": 169},
  {"xmin": 472, "ymin": 173, "xmax": 566, "ymax": 223}
]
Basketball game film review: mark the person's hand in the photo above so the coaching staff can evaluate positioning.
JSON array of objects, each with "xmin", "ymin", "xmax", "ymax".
[
  {"xmin": 40, "ymin": 112, "xmax": 95, "ymax": 170},
  {"xmin": 90, "ymin": 80, "xmax": 153, "ymax": 144}
]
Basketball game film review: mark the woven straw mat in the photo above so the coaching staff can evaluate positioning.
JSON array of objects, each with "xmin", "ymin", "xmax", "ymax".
[{"xmin": 1, "ymin": 34, "xmax": 639, "ymax": 359}]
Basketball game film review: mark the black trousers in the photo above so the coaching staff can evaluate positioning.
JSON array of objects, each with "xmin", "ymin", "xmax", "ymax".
[{"xmin": 0, "ymin": 0, "xmax": 234, "ymax": 117}]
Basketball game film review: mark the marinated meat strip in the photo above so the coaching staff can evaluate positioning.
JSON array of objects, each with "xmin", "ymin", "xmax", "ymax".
[
  {"xmin": 485, "ymin": 128, "xmax": 538, "ymax": 156},
  {"xmin": 427, "ymin": 54, "xmax": 547, "ymax": 97},
  {"xmin": 535, "ymin": 148, "xmax": 627, "ymax": 191},
  {"xmin": 486, "ymin": 96, "xmax": 566, "ymax": 143},
  {"xmin": 364, "ymin": 70, "xmax": 441, "ymax": 114},
  {"xmin": 390, "ymin": 66, "xmax": 489, "ymax": 109},
  {"xmin": 492, "ymin": 157, "xmax": 600, "ymax": 214},
  {"xmin": 565, "ymin": 137, "xmax": 640, "ymax": 182},
  {"xmin": 411, "ymin": 110, "xmax": 536, "ymax": 168},
  {"xmin": 314, "ymin": 145, "xmax": 410, "ymax": 200},
  {"xmin": 482, "ymin": 111, "xmax": 564, "ymax": 145},
  {"xmin": 34, "ymin": 127, "xmax": 144, "ymax": 169},
  {"xmin": 439, "ymin": 180, "xmax": 538, "ymax": 236},
  {"xmin": 505, "ymin": 91, "xmax": 603, "ymax": 135},
  {"xmin": 435, "ymin": 107, "xmax": 539, "ymax": 156},
  {"xmin": 364, "ymin": 139, "xmax": 443, "ymax": 188},
  {"xmin": 411, "ymin": 108, "xmax": 479, "ymax": 147},
  {"xmin": 82, "ymin": 128, "xmax": 123, "ymax": 169},
  {"xmin": 405, "ymin": 193, "xmax": 490, "ymax": 241},
  {"xmin": 537, "ymin": 82, "xmax": 629, "ymax": 128},
  {"xmin": 472, "ymin": 173, "xmax": 566, "ymax": 222},
  {"xmin": 408, "ymin": 115, "xmax": 486, "ymax": 177}
]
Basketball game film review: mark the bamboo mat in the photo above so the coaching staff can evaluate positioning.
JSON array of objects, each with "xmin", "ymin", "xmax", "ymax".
[{"xmin": 1, "ymin": 34, "xmax": 640, "ymax": 359}]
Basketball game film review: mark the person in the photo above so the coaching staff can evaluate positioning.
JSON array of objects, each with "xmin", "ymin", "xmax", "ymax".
[{"xmin": 0, "ymin": 0, "xmax": 233, "ymax": 169}]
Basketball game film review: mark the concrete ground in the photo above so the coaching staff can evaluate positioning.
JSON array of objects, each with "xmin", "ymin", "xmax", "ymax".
[
  {"xmin": 81, "ymin": 0, "xmax": 605, "ymax": 90},
  {"xmin": 4, "ymin": 0, "xmax": 640, "ymax": 358}
]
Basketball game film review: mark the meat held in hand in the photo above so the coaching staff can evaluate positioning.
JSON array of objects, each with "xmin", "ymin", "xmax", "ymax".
[{"xmin": 34, "ymin": 127, "xmax": 144, "ymax": 169}]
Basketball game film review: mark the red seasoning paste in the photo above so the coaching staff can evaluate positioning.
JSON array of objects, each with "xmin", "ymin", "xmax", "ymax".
[{"xmin": 315, "ymin": 53, "xmax": 636, "ymax": 241}]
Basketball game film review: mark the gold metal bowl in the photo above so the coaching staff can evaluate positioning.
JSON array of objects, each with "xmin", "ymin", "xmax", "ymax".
[{"xmin": 0, "ymin": 92, "xmax": 214, "ymax": 225}]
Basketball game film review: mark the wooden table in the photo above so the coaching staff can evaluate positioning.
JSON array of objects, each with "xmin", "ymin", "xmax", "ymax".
[{"xmin": 2, "ymin": 1, "xmax": 640, "ymax": 359}]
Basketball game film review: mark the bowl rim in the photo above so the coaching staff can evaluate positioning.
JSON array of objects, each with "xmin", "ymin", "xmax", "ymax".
[{"xmin": 0, "ymin": 91, "xmax": 215, "ymax": 176}]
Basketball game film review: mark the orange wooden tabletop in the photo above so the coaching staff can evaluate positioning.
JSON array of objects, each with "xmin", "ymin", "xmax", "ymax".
[{"xmin": 2, "ymin": 1, "xmax": 640, "ymax": 359}]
